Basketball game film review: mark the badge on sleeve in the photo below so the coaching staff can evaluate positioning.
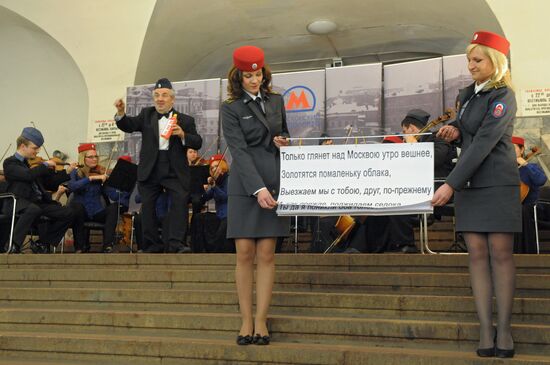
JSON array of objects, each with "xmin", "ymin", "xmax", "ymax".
[{"xmin": 491, "ymin": 101, "xmax": 507, "ymax": 118}]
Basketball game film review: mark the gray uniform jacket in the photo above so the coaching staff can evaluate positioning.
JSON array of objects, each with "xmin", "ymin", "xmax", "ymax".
[
  {"xmin": 446, "ymin": 82, "xmax": 519, "ymax": 191},
  {"xmin": 221, "ymin": 92, "xmax": 290, "ymax": 197}
]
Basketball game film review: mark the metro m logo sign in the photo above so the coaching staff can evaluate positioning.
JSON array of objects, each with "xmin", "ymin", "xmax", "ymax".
[{"xmin": 284, "ymin": 86, "xmax": 316, "ymax": 113}]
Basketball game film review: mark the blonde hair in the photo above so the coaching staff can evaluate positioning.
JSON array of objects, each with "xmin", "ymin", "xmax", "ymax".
[{"xmin": 466, "ymin": 43, "xmax": 513, "ymax": 89}]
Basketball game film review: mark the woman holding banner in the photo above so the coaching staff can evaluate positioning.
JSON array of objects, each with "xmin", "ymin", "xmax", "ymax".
[
  {"xmin": 221, "ymin": 45, "xmax": 290, "ymax": 346},
  {"xmin": 433, "ymin": 31, "xmax": 519, "ymax": 358}
]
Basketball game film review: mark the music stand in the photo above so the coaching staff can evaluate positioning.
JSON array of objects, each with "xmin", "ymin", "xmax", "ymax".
[
  {"xmin": 104, "ymin": 159, "xmax": 138, "ymax": 251},
  {"xmin": 189, "ymin": 165, "xmax": 210, "ymax": 194}
]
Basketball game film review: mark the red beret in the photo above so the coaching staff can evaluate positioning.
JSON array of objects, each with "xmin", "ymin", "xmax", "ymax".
[
  {"xmin": 78, "ymin": 143, "xmax": 96, "ymax": 153},
  {"xmin": 471, "ymin": 30, "xmax": 510, "ymax": 55},
  {"xmin": 118, "ymin": 155, "xmax": 132, "ymax": 163},
  {"xmin": 233, "ymin": 46, "xmax": 265, "ymax": 72},
  {"xmin": 383, "ymin": 136, "xmax": 403, "ymax": 144},
  {"xmin": 209, "ymin": 154, "xmax": 226, "ymax": 164},
  {"xmin": 511, "ymin": 136, "xmax": 524, "ymax": 146}
]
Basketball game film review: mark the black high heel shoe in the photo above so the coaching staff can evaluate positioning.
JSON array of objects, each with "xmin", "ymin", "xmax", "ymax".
[
  {"xmin": 495, "ymin": 333, "xmax": 515, "ymax": 358},
  {"xmin": 236, "ymin": 334, "xmax": 254, "ymax": 346},
  {"xmin": 476, "ymin": 328, "xmax": 496, "ymax": 357},
  {"xmin": 253, "ymin": 333, "xmax": 271, "ymax": 345}
]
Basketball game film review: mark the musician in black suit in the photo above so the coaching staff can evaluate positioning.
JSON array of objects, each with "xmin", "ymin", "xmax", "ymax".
[
  {"xmin": 2, "ymin": 127, "xmax": 73, "ymax": 253},
  {"xmin": 114, "ymin": 78, "xmax": 202, "ymax": 253}
]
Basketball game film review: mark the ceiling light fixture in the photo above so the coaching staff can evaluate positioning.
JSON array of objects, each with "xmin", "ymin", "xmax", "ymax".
[{"xmin": 307, "ymin": 20, "xmax": 337, "ymax": 35}]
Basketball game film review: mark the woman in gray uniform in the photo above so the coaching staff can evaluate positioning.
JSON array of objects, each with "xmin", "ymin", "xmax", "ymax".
[
  {"xmin": 221, "ymin": 45, "xmax": 290, "ymax": 346},
  {"xmin": 433, "ymin": 31, "xmax": 519, "ymax": 358}
]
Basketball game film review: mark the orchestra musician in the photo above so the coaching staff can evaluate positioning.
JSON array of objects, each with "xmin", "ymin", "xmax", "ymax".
[
  {"xmin": 512, "ymin": 136, "xmax": 547, "ymax": 253},
  {"xmin": 114, "ymin": 78, "xmax": 202, "ymax": 253},
  {"xmin": 67, "ymin": 144, "xmax": 130, "ymax": 253},
  {"xmin": 189, "ymin": 153, "xmax": 231, "ymax": 253},
  {"xmin": 221, "ymin": 46, "xmax": 290, "ymax": 346},
  {"xmin": 2, "ymin": 127, "xmax": 73, "ymax": 253},
  {"xmin": 433, "ymin": 31, "xmax": 518, "ymax": 358}
]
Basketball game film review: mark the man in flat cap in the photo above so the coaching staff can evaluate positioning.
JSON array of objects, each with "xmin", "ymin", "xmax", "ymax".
[
  {"xmin": 364, "ymin": 109, "xmax": 456, "ymax": 253},
  {"xmin": 114, "ymin": 78, "xmax": 202, "ymax": 253},
  {"xmin": 2, "ymin": 127, "xmax": 73, "ymax": 253}
]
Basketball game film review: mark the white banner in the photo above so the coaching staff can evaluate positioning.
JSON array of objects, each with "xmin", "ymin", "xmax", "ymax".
[{"xmin": 277, "ymin": 143, "xmax": 434, "ymax": 216}]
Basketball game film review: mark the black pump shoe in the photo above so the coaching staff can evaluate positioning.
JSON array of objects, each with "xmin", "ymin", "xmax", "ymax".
[
  {"xmin": 495, "ymin": 347, "xmax": 515, "ymax": 358},
  {"xmin": 253, "ymin": 334, "xmax": 271, "ymax": 345},
  {"xmin": 236, "ymin": 334, "xmax": 254, "ymax": 346},
  {"xmin": 476, "ymin": 328, "xmax": 496, "ymax": 357},
  {"xmin": 476, "ymin": 347, "xmax": 495, "ymax": 357}
]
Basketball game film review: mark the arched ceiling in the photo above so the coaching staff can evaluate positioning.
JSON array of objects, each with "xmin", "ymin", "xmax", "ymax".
[{"xmin": 135, "ymin": 0, "xmax": 503, "ymax": 84}]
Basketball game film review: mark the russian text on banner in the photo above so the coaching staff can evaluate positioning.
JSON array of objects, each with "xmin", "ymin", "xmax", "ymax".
[{"xmin": 276, "ymin": 143, "xmax": 434, "ymax": 216}]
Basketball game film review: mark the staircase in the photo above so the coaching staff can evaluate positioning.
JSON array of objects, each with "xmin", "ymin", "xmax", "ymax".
[{"xmin": 0, "ymin": 253, "xmax": 549, "ymax": 364}]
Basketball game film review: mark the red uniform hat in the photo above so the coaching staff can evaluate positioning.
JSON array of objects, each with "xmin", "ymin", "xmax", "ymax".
[
  {"xmin": 209, "ymin": 154, "xmax": 226, "ymax": 164},
  {"xmin": 78, "ymin": 143, "xmax": 96, "ymax": 153},
  {"xmin": 471, "ymin": 30, "xmax": 510, "ymax": 55},
  {"xmin": 233, "ymin": 46, "xmax": 265, "ymax": 72},
  {"xmin": 118, "ymin": 155, "xmax": 132, "ymax": 163},
  {"xmin": 383, "ymin": 136, "xmax": 403, "ymax": 144},
  {"xmin": 511, "ymin": 136, "xmax": 524, "ymax": 146}
]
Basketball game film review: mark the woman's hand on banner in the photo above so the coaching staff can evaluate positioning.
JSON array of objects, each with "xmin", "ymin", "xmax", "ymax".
[
  {"xmin": 431, "ymin": 183, "xmax": 454, "ymax": 206},
  {"xmin": 257, "ymin": 189, "xmax": 278, "ymax": 209},
  {"xmin": 437, "ymin": 125, "xmax": 460, "ymax": 143}
]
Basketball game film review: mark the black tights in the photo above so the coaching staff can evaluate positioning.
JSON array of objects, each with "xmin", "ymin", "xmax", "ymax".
[{"xmin": 464, "ymin": 232, "xmax": 515, "ymax": 350}]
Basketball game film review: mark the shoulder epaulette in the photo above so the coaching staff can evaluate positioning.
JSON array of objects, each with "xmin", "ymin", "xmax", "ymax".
[
  {"xmin": 223, "ymin": 98, "xmax": 235, "ymax": 104},
  {"xmin": 493, "ymin": 80, "xmax": 507, "ymax": 89},
  {"xmin": 270, "ymin": 91, "xmax": 280, "ymax": 95}
]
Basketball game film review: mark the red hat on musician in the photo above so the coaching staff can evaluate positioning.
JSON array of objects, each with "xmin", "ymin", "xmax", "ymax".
[
  {"xmin": 471, "ymin": 30, "xmax": 510, "ymax": 55},
  {"xmin": 118, "ymin": 155, "xmax": 132, "ymax": 163},
  {"xmin": 78, "ymin": 143, "xmax": 96, "ymax": 153},
  {"xmin": 383, "ymin": 136, "xmax": 403, "ymax": 144},
  {"xmin": 511, "ymin": 136, "xmax": 524, "ymax": 146},
  {"xmin": 233, "ymin": 46, "xmax": 265, "ymax": 72},
  {"xmin": 209, "ymin": 154, "xmax": 226, "ymax": 164}
]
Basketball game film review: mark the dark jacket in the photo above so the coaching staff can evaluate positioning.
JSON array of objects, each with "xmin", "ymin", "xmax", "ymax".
[
  {"xmin": 116, "ymin": 106, "xmax": 202, "ymax": 188},
  {"xmin": 418, "ymin": 134, "xmax": 456, "ymax": 179},
  {"xmin": 221, "ymin": 92, "xmax": 290, "ymax": 196},
  {"xmin": 446, "ymin": 82, "xmax": 519, "ymax": 191},
  {"xmin": 2, "ymin": 155, "xmax": 54, "ymax": 211}
]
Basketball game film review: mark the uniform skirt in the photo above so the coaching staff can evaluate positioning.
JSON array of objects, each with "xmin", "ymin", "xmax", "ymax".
[
  {"xmin": 227, "ymin": 195, "xmax": 290, "ymax": 239},
  {"xmin": 454, "ymin": 185, "xmax": 521, "ymax": 233}
]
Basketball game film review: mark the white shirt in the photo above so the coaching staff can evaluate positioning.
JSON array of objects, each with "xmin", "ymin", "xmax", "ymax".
[{"xmin": 474, "ymin": 80, "xmax": 490, "ymax": 94}]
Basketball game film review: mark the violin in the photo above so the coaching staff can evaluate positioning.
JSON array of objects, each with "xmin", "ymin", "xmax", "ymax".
[
  {"xmin": 28, "ymin": 155, "xmax": 83, "ymax": 171},
  {"xmin": 414, "ymin": 108, "xmax": 456, "ymax": 141}
]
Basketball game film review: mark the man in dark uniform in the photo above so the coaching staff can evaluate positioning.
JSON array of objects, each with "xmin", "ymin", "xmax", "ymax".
[
  {"xmin": 2, "ymin": 127, "xmax": 73, "ymax": 253},
  {"xmin": 364, "ymin": 110, "xmax": 456, "ymax": 253},
  {"xmin": 114, "ymin": 78, "xmax": 202, "ymax": 253}
]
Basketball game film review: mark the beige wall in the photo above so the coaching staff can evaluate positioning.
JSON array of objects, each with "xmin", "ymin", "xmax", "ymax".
[
  {"xmin": 0, "ymin": 0, "xmax": 155, "ymax": 160},
  {"xmin": 487, "ymin": 0, "xmax": 550, "ymax": 116}
]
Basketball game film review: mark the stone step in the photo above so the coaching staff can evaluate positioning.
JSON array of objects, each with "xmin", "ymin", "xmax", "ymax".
[
  {"xmin": 0, "ymin": 331, "xmax": 549, "ymax": 365},
  {"xmin": 2, "ymin": 254, "xmax": 550, "ymax": 274},
  {"xmin": 0, "ymin": 288, "xmax": 548, "ymax": 323},
  {"xmin": 0, "ymin": 269, "xmax": 548, "ymax": 297},
  {"xmin": 0, "ymin": 308, "xmax": 548, "ymax": 353}
]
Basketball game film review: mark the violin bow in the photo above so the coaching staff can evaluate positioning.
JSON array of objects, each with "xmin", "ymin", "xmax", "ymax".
[
  {"xmin": 30, "ymin": 121, "xmax": 51, "ymax": 159},
  {"xmin": 211, "ymin": 146, "xmax": 229, "ymax": 178},
  {"xmin": 195, "ymin": 136, "xmax": 219, "ymax": 166},
  {"xmin": 1, "ymin": 143, "xmax": 12, "ymax": 163}
]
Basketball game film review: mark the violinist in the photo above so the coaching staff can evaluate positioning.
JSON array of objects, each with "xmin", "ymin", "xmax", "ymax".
[
  {"xmin": 2, "ymin": 127, "xmax": 73, "ymax": 253},
  {"xmin": 190, "ymin": 154, "xmax": 231, "ymax": 253},
  {"xmin": 512, "ymin": 136, "xmax": 547, "ymax": 253},
  {"xmin": 67, "ymin": 144, "xmax": 130, "ymax": 253}
]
